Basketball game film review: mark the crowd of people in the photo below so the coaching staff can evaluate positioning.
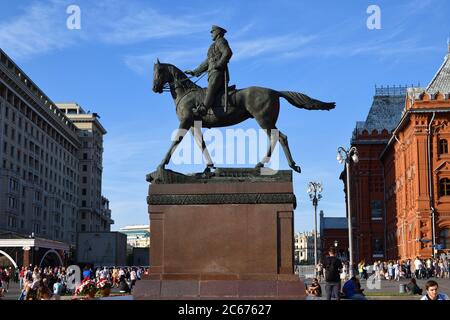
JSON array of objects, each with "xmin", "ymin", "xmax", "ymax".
[
  {"xmin": 0, "ymin": 266, "xmax": 15, "ymax": 296},
  {"xmin": 307, "ymin": 247, "xmax": 450, "ymax": 300},
  {"xmin": 0, "ymin": 265, "xmax": 148, "ymax": 300},
  {"xmin": 314, "ymin": 255, "xmax": 450, "ymax": 282}
]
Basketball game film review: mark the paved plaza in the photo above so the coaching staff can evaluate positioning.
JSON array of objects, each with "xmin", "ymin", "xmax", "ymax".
[
  {"xmin": 3, "ymin": 277, "xmax": 450, "ymax": 300},
  {"xmin": 304, "ymin": 277, "xmax": 450, "ymax": 300}
]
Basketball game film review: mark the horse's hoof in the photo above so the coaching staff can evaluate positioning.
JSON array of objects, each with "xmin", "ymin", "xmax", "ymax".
[
  {"xmin": 204, "ymin": 165, "xmax": 215, "ymax": 174},
  {"xmin": 255, "ymin": 162, "xmax": 264, "ymax": 169},
  {"xmin": 290, "ymin": 164, "xmax": 301, "ymax": 173}
]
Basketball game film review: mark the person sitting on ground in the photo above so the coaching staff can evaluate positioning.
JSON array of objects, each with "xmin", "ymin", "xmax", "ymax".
[
  {"xmin": 342, "ymin": 276, "xmax": 367, "ymax": 300},
  {"xmin": 421, "ymin": 280, "xmax": 449, "ymax": 300},
  {"xmin": 118, "ymin": 274, "xmax": 130, "ymax": 294},
  {"xmin": 37, "ymin": 278, "xmax": 53, "ymax": 300},
  {"xmin": 405, "ymin": 278, "xmax": 422, "ymax": 295},
  {"xmin": 53, "ymin": 278, "xmax": 63, "ymax": 300},
  {"xmin": 307, "ymin": 278, "xmax": 322, "ymax": 297}
]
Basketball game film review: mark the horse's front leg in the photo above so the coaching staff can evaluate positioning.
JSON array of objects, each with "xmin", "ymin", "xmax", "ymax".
[{"xmin": 159, "ymin": 121, "xmax": 191, "ymax": 169}]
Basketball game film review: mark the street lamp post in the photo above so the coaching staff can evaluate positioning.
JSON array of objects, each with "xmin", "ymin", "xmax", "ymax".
[
  {"xmin": 307, "ymin": 182, "xmax": 323, "ymax": 268},
  {"xmin": 337, "ymin": 146, "xmax": 359, "ymax": 278}
]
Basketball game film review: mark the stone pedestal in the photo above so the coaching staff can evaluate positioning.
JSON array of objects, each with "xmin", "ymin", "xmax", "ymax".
[{"xmin": 134, "ymin": 168, "xmax": 306, "ymax": 299}]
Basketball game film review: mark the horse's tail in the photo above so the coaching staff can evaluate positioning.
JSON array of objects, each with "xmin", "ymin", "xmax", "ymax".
[{"xmin": 278, "ymin": 91, "xmax": 335, "ymax": 111}]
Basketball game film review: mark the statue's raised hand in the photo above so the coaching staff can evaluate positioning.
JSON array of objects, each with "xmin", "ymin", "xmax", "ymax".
[{"xmin": 184, "ymin": 70, "xmax": 195, "ymax": 76}]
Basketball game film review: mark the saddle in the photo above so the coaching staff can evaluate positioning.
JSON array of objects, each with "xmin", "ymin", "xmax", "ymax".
[{"xmin": 194, "ymin": 85, "xmax": 237, "ymax": 114}]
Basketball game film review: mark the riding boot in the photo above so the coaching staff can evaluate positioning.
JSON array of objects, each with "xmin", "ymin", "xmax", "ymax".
[{"xmin": 193, "ymin": 103, "xmax": 208, "ymax": 116}]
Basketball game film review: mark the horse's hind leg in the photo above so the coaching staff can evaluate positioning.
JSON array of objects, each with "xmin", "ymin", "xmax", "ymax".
[
  {"xmin": 255, "ymin": 120, "xmax": 301, "ymax": 173},
  {"xmin": 191, "ymin": 126, "xmax": 215, "ymax": 172},
  {"xmin": 278, "ymin": 130, "xmax": 301, "ymax": 173},
  {"xmin": 255, "ymin": 126, "xmax": 279, "ymax": 169}
]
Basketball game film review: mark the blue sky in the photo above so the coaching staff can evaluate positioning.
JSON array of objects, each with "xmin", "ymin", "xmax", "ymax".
[{"xmin": 1, "ymin": 0, "xmax": 450, "ymax": 233}]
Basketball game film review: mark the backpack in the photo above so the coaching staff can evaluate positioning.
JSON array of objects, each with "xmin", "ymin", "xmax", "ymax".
[{"xmin": 324, "ymin": 256, "xmax": 342, "ymax": 282}]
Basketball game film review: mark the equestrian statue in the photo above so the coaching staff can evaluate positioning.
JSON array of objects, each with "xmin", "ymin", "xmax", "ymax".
[{"xmin": 152, "ymin": 25, "xmax": 335, "ymax": 174}]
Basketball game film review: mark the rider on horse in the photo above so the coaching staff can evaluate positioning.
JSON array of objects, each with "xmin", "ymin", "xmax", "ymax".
[{"xmin": 185, "ymin": 25, "xmax": 233, "ymax": 116}]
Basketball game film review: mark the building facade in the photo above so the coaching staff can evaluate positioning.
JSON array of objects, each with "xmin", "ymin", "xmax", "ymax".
[
  {"xmin": 57, "ymin": 103, "xmax": 113, "ymax": 233},
  {"xmin": 119, "ymin": 225, "xmax": 150, "ymax": 250},
  {"xmin": 0, "ymin": 48, "xmax": 112, "ymax": 249},
  {"xmin": 347, "ymin": 86, "xmax": 406, "ymax": 263},
  {"xmin": 294, "ymin": 231, "xmax": 319, "ymax": 264},
  {"xmin": 76, "ymin": 232, "xmax": 127, "ymax": 266},
  {"xmin": 381, "ymin": 50, "xmax": 450, "ymax": 260},
  {"xmin": 319, "ymin": 210, "xmax": 349, "ymax": 262},
  {"xmin": 347, "ymin": 48, "xmax": 450, "ymax": 262}
]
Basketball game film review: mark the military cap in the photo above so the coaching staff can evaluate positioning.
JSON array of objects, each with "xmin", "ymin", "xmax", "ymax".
[{"xmin": 211, "ymin": 25, "xmax": 227, "ymax": 34}]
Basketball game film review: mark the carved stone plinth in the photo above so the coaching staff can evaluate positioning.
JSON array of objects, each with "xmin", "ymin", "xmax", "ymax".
[{"xmin": 134, "ymin": 168, "xmax": 305, "ymax": 299}]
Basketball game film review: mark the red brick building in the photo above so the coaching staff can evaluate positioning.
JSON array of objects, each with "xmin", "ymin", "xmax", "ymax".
[
  {"xmin": 347, "ymin": 86, "xmax": 406, "ymax": 263},
  {"xmin": 319, "ymin": 210, "xmax": 349, "ymax": 261},
  {"xmin": 346, "ymin": 48, "xmax": 450, "ymax": 262}
]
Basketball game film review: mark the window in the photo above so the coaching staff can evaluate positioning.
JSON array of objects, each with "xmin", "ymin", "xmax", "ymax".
[
  {"xmin": 8, "ymin": 196, "xmax": 18, "ymax": 209},
  {"xmin": 9, "ymin": 178, "xmax": 19, "ymax": 192},
  {"xmin": 439, "ymin": 139, "xmax": 448, "ymax": 155},
  {"xmin": 33, "ymin": 206, "xmax": 42, "ymax": 217},
  {"xmin": 370, "ymin": 200, "xmax": 383, "ymax": 219},
  {"xmin": 439, "ymin": 229, "xmax": 450, "ymax": 249},
  {"xmin": 373, "ymin": 238, "xmax": 384, "ymax": 257},
  {"xmin": 35, "ymin": 191, "xmax": 42, "ymax": 202},
  {"xmin": 81, "ymin": 224, "xmax": 86, "ymax": 232},
  {"xmin": 439, "ymin": 178, "xmax": 450, "ymax": 196},
  {"xmin": 7, "ymin": 216, "xmax": 17, "ymax": 228},
  {"xmin": 33, "ymin": 223, "xmax": 41, "ymax": 234}
]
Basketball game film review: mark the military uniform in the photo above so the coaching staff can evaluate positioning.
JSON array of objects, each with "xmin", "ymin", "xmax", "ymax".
[{"xmin": 192, "ymin": 26, "xmax": 233, "ymax": 114}]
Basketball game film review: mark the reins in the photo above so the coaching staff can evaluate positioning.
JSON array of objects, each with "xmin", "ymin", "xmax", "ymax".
[{"xmin": 161, "ymin": 72, "xmax": 206, "ymax": 92}]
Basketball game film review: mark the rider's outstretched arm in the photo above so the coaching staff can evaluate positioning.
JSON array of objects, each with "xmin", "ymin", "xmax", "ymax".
[{"xmin": 193, "ymin": 59, "xmax": 208, "ymax": 77}]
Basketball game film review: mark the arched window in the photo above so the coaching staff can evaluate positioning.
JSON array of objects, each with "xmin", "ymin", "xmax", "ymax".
[
  {"xmin": 439, "ymin": 139, "xmax": 448, "ymax": 154},
  {"xmin": 439, "ymin": 229, "xmax": 450, "ymax": 249},
  {"xmin": 439, "ymin": 178, "xmax": 450, "ymax": 196}
]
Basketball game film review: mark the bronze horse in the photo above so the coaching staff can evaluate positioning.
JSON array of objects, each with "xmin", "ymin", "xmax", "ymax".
[{"xmin": 152, "ymin": 60, "xmax": 335, "ymax": 173}]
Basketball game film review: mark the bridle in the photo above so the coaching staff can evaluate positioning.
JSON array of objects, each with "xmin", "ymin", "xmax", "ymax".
[
  {"xmin": 158, "ymin": 67, "xmax": 206, "ymax": 92},
  {"xmin": 157, "ymin": 66, "xmax": 206, "ymax": 108}
]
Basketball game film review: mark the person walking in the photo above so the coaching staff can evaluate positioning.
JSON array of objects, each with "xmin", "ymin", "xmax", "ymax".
[
  {"xmin": 322, "ymin": 247, "xmax": 343, "ymax": 300},
  {"xmin": 130, "ymin": 268, "xmax": 137, "ymax": 290},
  {"xmin": 394, "ymin": 261, "xmax": 400, "ymax": 281},
  {"xmin": 19, "ymin": 267, "xmax": 25, "ymax": 290},
  {"xmin": 414, "ymin": 257, "xmax": 422, "ymax": 279}
]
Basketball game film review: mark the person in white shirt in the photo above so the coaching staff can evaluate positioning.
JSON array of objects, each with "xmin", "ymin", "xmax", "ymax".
[
  {"xmin": 130, "ymin": 269, "xmax": 137, "ymax": 289},
  {"xmin": 414, "ymin": 257, "xmax": 422, "ymax": 279},
  {"xmin": 394, "ymin": 261, "xmax": 400, "ymax": 281}
]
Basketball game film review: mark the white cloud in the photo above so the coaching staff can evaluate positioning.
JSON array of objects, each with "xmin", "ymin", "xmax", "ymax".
[
  {"xmin": 123, "ymin": 34, "xmax": 318, "ymax": 74},
  {"xmin": 124, "ymin": 48, "xmax": 205, "ymax": 75},
  {"xmin": 233, "ymin": 34, "xmax": 317, "ymax": 61},
  {"xmin": 0, "ymin": 0, "xmax": 215, "ymax": 59},
  {"xmin": 0, "ymin": 0, "xmax": 80, "ymax": 59},
  {"xmin": 91, "ymin": 4, "xmax": 211, "ymax": 45}
]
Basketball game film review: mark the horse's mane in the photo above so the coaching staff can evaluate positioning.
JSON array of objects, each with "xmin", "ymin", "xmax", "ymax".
[{"xmin": 163, "ymin": 63, "xmax": 201, "ymax": 90}]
